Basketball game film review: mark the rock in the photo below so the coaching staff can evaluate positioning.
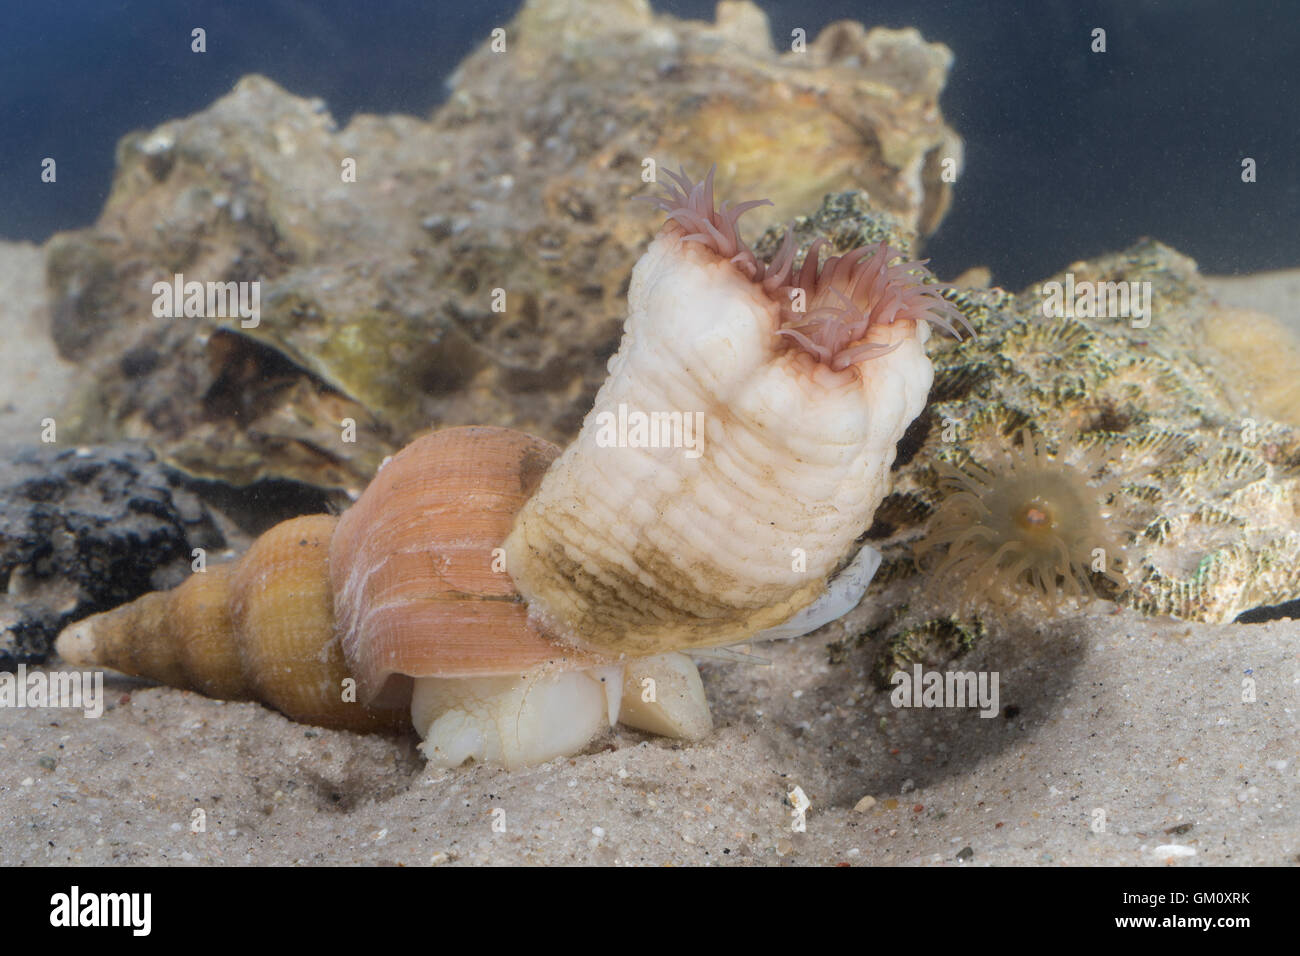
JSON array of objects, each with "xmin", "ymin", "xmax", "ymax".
[
  {"xmin": 842, "ymin": 233, "xmax": 1300, "ymax": 625},
  {"xmin": 0, "ymin": 444, "xmax": 225, "ymax": 667},
  {"xmin": 870, "ymin": 617, "xmax": 985, "ymax": 690},
  {"xmin": 45, "ymin": 0, "xmax": 961, "ymax": 491}
]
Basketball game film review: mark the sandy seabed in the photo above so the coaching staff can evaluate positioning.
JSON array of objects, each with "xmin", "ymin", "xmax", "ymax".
[{"xmin": 2, "ymin": 611, "xmax": 1297, "ymax": 866}]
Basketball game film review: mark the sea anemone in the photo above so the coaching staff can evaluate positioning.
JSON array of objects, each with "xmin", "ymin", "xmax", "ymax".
[
  {"xmin": 504, "ymin": 164, "xmax": 964, "ymax": 660},
  {"xmin": 645, "ymin": 166, "xmax": 973, "ymax": 372},
  {"xmin": 915, "ymin": 429, "xmax": 1133, "ymax": 611}
]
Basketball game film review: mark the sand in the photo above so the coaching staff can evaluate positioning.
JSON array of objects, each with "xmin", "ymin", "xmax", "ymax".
[
  {"xmin": 2, "ymin": 610, "xmax": 1296, "ymax": 866},
  {"xmin": 1, "ymin": 241, "xmax": 1297, "ymax": 867}
]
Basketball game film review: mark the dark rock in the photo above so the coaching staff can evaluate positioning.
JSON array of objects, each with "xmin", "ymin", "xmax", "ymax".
[{"xmin": 0, "ymin": 443, "xmax": 225, "ymax": 668}]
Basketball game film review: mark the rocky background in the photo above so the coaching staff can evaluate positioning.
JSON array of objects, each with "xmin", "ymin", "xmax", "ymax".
[{"xmin": 44, "ymin": 0, "xmax": 960, "ymax": 493}]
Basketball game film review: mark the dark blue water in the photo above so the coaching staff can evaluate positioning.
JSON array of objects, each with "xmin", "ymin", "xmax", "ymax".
[{"xmin": 1, "ymin": 0, "xmax": 1296, "ymax": 287}]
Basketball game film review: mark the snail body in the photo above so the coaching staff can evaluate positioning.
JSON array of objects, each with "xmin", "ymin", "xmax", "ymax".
[{"xmin": 57, "ymin": 168, "xmax": 964, "ymax": 769}]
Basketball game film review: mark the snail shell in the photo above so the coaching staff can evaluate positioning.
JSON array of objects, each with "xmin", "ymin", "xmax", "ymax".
[
  {"xmin": 57, "ymin": 514, "xmax": 398, "ymax": 732},
  {"xmin": 329, "ymin": 426, "xmax": 597, "ymax": 708},
  {"xmin": 55, "ymin": 427, "xmax": 715, "ymax": 767}
]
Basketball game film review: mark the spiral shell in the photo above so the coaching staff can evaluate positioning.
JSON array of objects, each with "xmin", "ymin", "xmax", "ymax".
[
  {"xmin": 53, "ymin": 426, "xmax": 713, "ymax": 766},
  {"xmin": 56, "ymin": 514, "xmax": 397, "ymax": 731}
]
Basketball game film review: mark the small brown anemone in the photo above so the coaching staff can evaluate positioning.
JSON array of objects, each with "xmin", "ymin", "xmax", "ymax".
[
  {"xmin": 643, "ymin": 165, "xmax": 972, "ymax": 371},
  {"xmin": 914, "ymin": 429, "xmax": 1133, "ymax": 612}
]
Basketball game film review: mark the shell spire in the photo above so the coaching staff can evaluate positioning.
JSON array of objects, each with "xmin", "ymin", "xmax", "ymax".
[{"xmin": 56, "ymin": 515, "xmax": 400, "ymax": 732}]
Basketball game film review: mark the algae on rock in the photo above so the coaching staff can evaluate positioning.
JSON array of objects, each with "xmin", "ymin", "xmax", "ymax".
[{"xmin": 849, "ymin": 234, "xmax": 1300, "ymax": 625}]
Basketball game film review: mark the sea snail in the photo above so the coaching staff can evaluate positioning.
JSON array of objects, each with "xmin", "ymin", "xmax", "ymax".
[{"xmin": 57, "ymin": 167, "xmax": 969, "ymax": 769}]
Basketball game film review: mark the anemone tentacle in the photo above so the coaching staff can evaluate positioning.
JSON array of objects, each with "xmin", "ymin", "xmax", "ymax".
[{"xmin": 643, "ymin": 166, "xmax": 972, "ymax": 371}]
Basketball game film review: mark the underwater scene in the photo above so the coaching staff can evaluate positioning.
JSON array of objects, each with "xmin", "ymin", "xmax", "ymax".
[{"xmin": 0, "ymin": 0, "xmax": 1297, "ymax": 884}]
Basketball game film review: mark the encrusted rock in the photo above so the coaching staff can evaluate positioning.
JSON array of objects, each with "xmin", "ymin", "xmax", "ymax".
[{"xmin": 855, "ymin": 234, "xmax": 1300, "ymax": 625}]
